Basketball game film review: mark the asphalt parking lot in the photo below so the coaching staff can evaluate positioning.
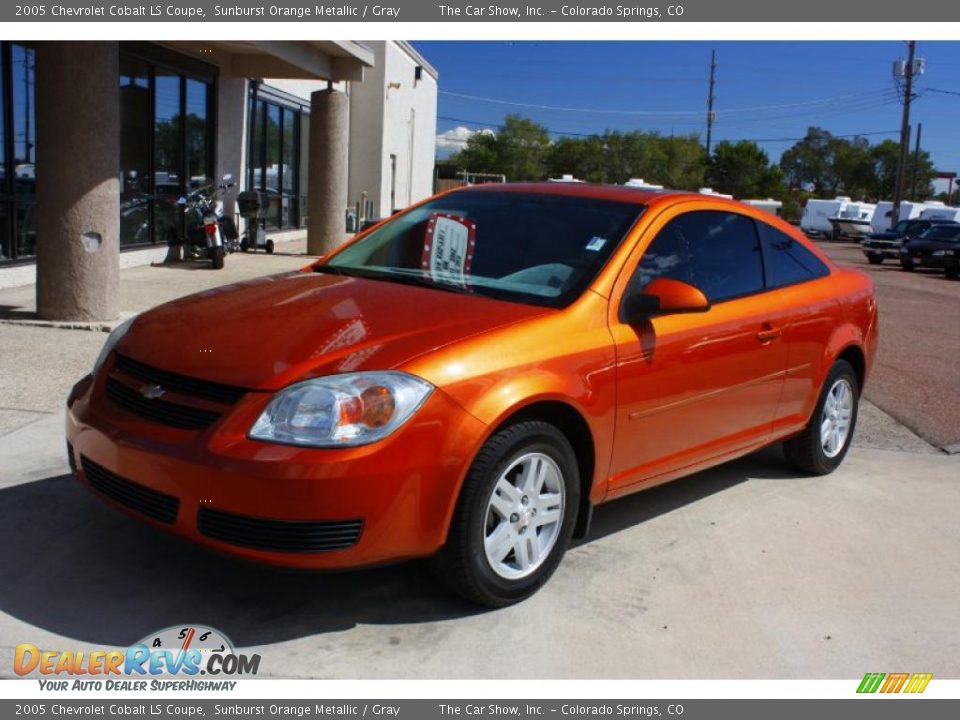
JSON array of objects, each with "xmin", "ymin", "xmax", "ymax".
[
  {"xmin": 812, "ymin": 239, "xmax": 960, "ymax": 453},
  {"xmin": 0, "ymin": 237, "xmax": 957, "ymax": 679}
]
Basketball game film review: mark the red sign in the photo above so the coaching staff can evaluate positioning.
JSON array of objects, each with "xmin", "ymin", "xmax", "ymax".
[{"xmin": 422, "ymin": 213, "xmax": 476, "ymax": 287}]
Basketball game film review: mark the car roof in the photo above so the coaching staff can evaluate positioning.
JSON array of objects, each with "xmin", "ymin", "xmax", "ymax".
[{"xmin": 451, "ymin": 181, "xmax": 697, "ymax": 205}]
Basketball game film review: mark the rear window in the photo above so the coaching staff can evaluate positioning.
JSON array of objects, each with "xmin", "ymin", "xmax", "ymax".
[{"xmin": 922, "ymin": 225, "xmax": 960, "ymax": 241}]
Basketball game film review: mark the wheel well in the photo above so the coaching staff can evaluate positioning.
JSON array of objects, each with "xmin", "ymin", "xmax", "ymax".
[
  {"xmin": 838, "ymin": 345, "xmax": 866, "ymax": 392},
  {"xmin": 500, "ymin": 401, "xmax": 596, "ymax": 539}
]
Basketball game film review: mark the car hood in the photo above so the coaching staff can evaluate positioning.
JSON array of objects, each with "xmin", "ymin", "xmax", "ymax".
[
  {"xmin": 116, "ymin": 271, "xmax": 551, "ymax": 391},
  {"xmin": 867, "ymin": 231, "xmax": 899, "ymax": 240}
]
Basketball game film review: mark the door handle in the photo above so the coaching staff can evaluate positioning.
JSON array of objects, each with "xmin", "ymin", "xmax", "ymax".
[{"xmin": 756, "ymin": 324, "xmax": 782, "ymax": 343}]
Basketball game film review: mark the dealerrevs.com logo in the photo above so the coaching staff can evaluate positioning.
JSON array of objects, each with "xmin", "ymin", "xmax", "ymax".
[{"xmin": 14, "ymin": 625, "xmax": 260, "ymax": 691}]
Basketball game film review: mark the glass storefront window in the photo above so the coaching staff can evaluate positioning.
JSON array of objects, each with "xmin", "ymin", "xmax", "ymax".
[
  {"xmin": 119, "ymin": 57, "xmax": 152, "ymax": 248},
  {"xmin": 0, "ymin": 42, "xmax": 37, "ymax": 263},
  {"xmin": 117, "ymin": 50, "xmax": 214, "ymax": 248},
  {"xmin": 247, "ymin": 85, "xmax": 301, "ymax": 231}
]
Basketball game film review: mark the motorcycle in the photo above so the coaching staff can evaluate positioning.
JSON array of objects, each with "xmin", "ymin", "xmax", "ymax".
[{"xmin": 178, "ymin": 174, "xmax": 239, "ymax": 269}]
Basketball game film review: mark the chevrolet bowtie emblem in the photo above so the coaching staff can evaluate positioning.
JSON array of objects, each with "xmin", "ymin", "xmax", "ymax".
[{"xmin": 140, "ymin": 384, "xmax": 166, "ymax": 400}]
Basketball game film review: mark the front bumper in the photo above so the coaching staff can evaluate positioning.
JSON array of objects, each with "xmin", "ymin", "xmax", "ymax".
[
  {"xmin": 861, "ymin": 240, "xmax": 902, "ymax": 259},
  {"xmin": 66, "ymin": 370, "xmax": 487, "ymax": 569},
  {"xmin": 900, "ymin": 251, "xmax": 950, "ymax": 269}
]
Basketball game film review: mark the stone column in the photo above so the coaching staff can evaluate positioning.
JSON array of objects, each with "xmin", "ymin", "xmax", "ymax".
[
  {"xmin": 307, "ymin": 88, "xmax": 349, "ymax": 257},
  {"xmin": 36, "ymin": 42, "xmax": 120, "ymax": 321}
]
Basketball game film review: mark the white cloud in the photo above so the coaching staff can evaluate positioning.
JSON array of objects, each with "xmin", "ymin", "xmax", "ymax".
[{"xmin": 435, "ymin": 126, "xmax": 495, "ymax": 156}]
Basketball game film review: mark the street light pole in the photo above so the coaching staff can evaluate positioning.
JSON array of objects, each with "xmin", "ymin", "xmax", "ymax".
[{"xmin": 891, "ymin": 40, "xmax": 916, "ymax": 229}]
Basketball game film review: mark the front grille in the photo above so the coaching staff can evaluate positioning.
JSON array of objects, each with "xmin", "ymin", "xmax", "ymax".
[
  {"xmin": 106, "ymin": 377, "xmax": 222, "ymax": 430},
  {"xmin": 81, "ymin": 455, "xmax": 179, "ymax": 524},
  {"xmin": 114, "ymin": 354, "xmax": 247, "ymax": 405},
  {"xmin": 197, "ymin": 507, "xmax": 363, "ymax": 553}
]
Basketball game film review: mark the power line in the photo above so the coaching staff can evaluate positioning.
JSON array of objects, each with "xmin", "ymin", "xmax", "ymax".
[
  {"xmin": 922, "ymin": 87, "xmax": 960, "ymax": 97},
  {"xmin": 437, "ymin": 114, "xmax": 899, "ymax": 144},
  {"xmin": 438, "ymin": 87, "xmax": 896, "ymax": 118}
]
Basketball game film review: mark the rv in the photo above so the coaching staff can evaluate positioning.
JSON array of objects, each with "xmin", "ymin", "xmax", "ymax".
[
  {"xmin": 742, "ymin": 198, "xmax": 784, "ymax": 217},
  {"xmin": 698, "ymin": 187, "xmax": 734, "ymax": 199},
  {"xmin": 919, "ymin": 204, "xmax": 960, "ymax": 223},
  {"xmin": 870, "ymin": 200, "xmax": 928, "ymax": 233},
  {"xmin": 624, "ymin": 178, "xmax": 664, "ymax": 190},
  {"xmin": 801, "ymin": 197, "xmax": 850, "ymax": 237}
]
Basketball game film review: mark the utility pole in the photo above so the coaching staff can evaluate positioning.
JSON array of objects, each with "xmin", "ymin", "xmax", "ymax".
[
  {"xmin": 705, "ymin": 49, "xmax": 717, "ymax": 157},
  {"xmin": 891, "ymin": 40, "xmax": 917, "ymax": 229},
  {"xmin": 911, "ymin": 122, "xmax": 922, "ymax": 200}
]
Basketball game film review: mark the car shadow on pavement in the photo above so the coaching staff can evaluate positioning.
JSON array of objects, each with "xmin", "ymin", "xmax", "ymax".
[{"xmin": 0, "ymin": 444, "xmax": 797, "ymax": 649}]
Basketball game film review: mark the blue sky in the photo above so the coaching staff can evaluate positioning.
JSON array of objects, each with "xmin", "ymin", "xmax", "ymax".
[{"xmin": 417, "ymin": 41, "xmax": 959, "ymax": 181}]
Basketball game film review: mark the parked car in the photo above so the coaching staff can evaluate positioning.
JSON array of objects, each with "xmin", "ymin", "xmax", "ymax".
[
  {"xmin": 861, "ymin": 218, "xmax": 955, "ymax": 264},
  {"xmin": 899, "ymin": 224, "xmax": 960, "ymax": 277},
  {"xmin": 66, "ymin": 184, "xmax": 878, "ymax": 606}
]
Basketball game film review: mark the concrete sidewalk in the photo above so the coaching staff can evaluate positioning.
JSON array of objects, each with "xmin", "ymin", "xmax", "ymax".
[{"xmin": 0, "ymin": 244, "xmax": 956, "ymax": 679}]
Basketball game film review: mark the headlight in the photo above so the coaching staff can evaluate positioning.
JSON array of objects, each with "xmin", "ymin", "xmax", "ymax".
[
  {"xmin": 249, "ymin": 372, "xmax": 433, "ymax": 448},
  {"xmin": 92, "ymin": 316, "xmax": 136, "ymax": 376},
  {"xmin": 932, "ymin": 250, "xmax": 946, "ymax": 257}
]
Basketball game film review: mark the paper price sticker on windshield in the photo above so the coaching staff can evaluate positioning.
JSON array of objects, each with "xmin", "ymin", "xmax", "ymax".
[{"xmin": 423, "ymin": 213, "xmax": 476, "ymax": 286}]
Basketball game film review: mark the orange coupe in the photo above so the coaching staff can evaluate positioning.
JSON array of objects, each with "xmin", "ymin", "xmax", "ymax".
[{"xmin": 66, "ymin": 184, "xmax": 877, "ymax": 606}]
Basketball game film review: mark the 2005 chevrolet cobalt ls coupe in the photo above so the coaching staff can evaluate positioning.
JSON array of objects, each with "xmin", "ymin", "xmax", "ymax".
[{"xmin": 67, "ymin": 184, "xmax": 877, "ymax": 606}]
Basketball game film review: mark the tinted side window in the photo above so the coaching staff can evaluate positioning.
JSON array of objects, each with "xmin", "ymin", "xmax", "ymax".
[
  {"xmin": 628, "ymin": 211, "xmax": 764, "ymax": 303},
  {"xmin": 627, "ymin": 222, "xmax": 692, "ymax": 295},
  {"xmin": 677, "ymin": 211, "xmax": 764, "ymax": 302},
  {"xmin": 757, "ymin": 221, "xmax": 830, "ymax": 288}
]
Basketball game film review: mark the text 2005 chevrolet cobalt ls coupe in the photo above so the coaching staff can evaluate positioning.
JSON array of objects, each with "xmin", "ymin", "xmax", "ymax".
[{"xmin": 67, "ymin": 184, "xmax": 877, "ymax": 606}]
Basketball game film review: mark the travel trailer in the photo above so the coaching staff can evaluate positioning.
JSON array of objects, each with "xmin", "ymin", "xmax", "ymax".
[
  {"xmin": 870, "ymin": 200, "xmax": 928, "ymax": 233},
  {"xmin": 698, "ymin": 187, "xmax": 734, "ymax": 198},
  {"xmin": 624, "ymin": 178, "xmax": 664, "ymax": 190},
  {"xmin": 742, "ymin": 198, "xmax": 784, "ymax": 217},
  {"xmin": 801, "ymin": 197, "xmax": 850, "ymax": 236},
  {"xmin": 919, "ymin": 203, "xmax": 960, "ymax": 223}
]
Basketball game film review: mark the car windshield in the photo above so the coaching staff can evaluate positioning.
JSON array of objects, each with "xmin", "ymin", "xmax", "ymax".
[
  {"xmin": 323, "ymin": 191, "xmax": 643, "ymax": 308},
  {"xmin": 921, "ymin": 225, "xmax": 960, "ymax": 242}
]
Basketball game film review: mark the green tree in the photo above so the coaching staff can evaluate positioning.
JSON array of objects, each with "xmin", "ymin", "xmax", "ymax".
[
  {"xmin": 866, "ymin": 139, "xmax": 937, "ymax": 202},
  {"xmin": 449, "ymin": 114, "xmax": 552, "ymax": 181},
  {"xmin": 708, "ymin": 140, "xmax": 785, "ymax": 199},
  {"xmin": 780, "ymin": 127, "xmax": 841, "ymax": 196}
]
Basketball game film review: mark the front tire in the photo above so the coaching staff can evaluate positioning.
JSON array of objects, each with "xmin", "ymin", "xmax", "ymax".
[
  {"xmin": 783, "ymin": 359, "xmax": 859, "ymax": 475},
  {"xmin": 433, "ymin": 421, "xmax": 580, "ymax": 607}
]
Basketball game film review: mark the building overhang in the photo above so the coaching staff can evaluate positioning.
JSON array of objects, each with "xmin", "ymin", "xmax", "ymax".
[{"xmin": 161, "ymin": 41, "xmax": 374, "ymax": 82}]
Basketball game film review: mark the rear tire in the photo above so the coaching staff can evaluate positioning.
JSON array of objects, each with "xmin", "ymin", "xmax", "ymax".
[
  {"xmin": 432, "ymin": 421, "xmax": 580, "ymax": 607},
  {"xmin": 783, "ymin": 359, "xmax": 859, "ymax": 475},
  {"xmin": 211, "ymin": 246, "xmax": 225, "ymax": 270},
  {"xmin": 866, "ymin": 253, "xmax": 883, "ymax": 265},
  {"xmin": 265, "ymin": 239, "xmax": 275, "ymax": 254},
  {"xmin": 900, "ymin": 259, "xmax": 915, "ymax": 271},
  {"xmin": 945, "ymin": 265, "xmax": 959, "ymax": 279}
]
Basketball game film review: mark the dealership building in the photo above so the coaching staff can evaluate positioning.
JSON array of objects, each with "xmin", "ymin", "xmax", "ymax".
[{"xmin": 0, "ymin": 40, "xmax": 438, "ymax": 320}]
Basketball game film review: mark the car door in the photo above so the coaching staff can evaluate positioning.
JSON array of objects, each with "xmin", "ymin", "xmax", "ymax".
[
  {"xmin": 606, "ymin": 208, "xmax": 790, "ymax": 496},
  {"xmin": 754, "ymin": 219, "xmax": 844, "ymax": 433}
]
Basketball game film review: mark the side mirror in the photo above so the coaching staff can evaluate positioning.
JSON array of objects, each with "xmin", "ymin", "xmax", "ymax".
[{"xmin": 620, "ymin": 278, "xmax": 710, "ymax": 324}]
